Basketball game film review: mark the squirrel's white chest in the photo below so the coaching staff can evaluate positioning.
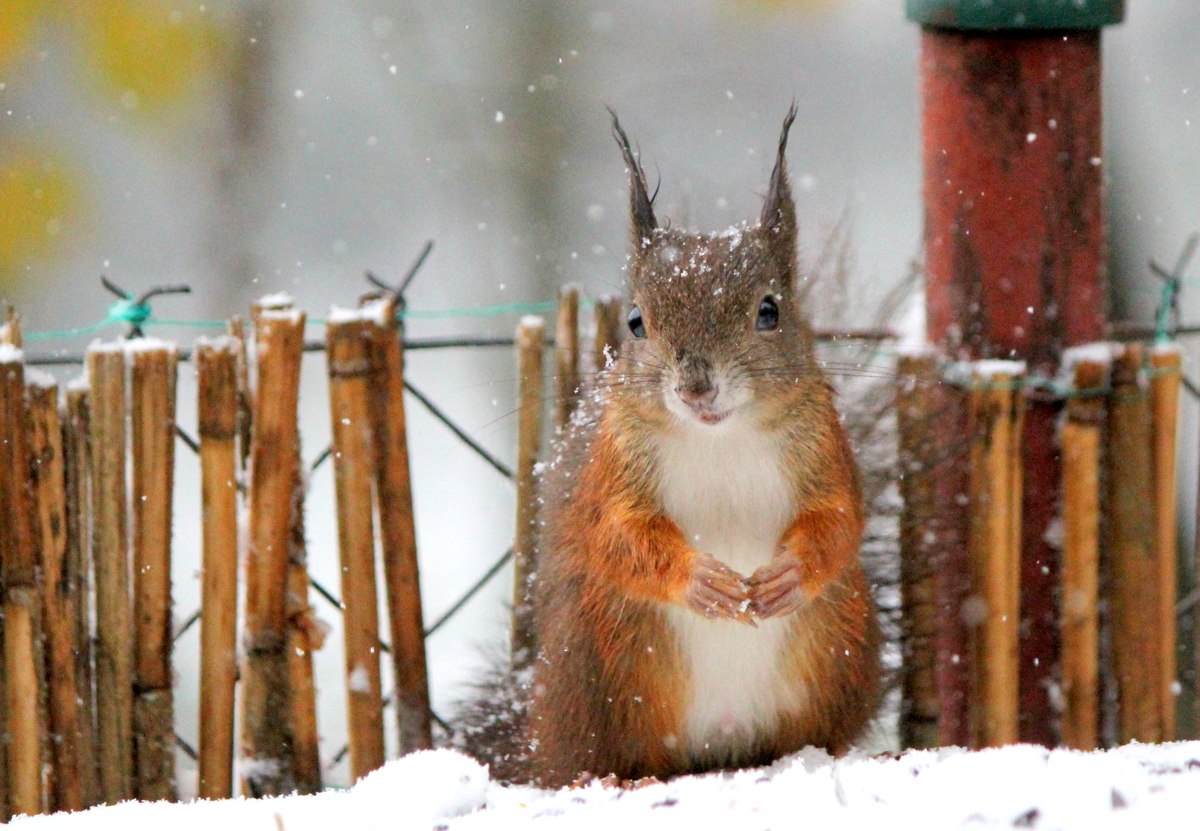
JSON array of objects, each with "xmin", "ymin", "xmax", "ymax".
[{"xmin": 654, "ymin": 419, "xmax": 800, "ymax": 761}]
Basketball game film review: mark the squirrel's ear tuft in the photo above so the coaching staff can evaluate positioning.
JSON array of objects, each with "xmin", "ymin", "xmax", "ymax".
[
  {"xmin": 760, "ymin": 103, "xmax": 798, "ymax": 259},
  {"xmin": 608, "ymin": 107, "xmax": 657, "ymax": 246}
]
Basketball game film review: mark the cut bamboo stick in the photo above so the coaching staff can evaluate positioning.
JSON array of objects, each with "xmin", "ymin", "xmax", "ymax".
[
  {"xmin": 284, "ymin": 333, "xmax": 320, "ymax": 795},
  {"xmin": 1060, "ymin": 359, "xmax": 1106, "ymax": 750},
  {"xmin": 593, "ymin": 294, "xmax": 624, "ymax": 375},
  {"xmin": 130, "ymin": 344, "xmax": 178, "ymax": 801},
  {"xmin": 29, "ymin": 378, "xmax": 84, "ymax": 812},
  {"xmin": 1, "ymin": 307, "xmax": 21, "ymax": 347},
  {"xmin": 0, "ymin": 349, "xmax": 45, "ymax": 817},
  {"xmin": 512, "ymin": 317, "xmax": 545, "ymax": 668},
  {"xmin": 196, "ymin": 340, "xmax": 240, "ymax": 800},
  {"xmin": 241, "ymin": 307, "xmax": 305, "ymax": 797},
  {"xmin": 227, "ymin": 317, "xmax": 252, "ymax": 472},
  {"xmin": 555, "ymin": 285, "xmax": 581, "ymax": 432},
  {"xmin": 285, "ymin": 559, "xmax": 322, "ymax": 795},
  {"xmin": 966, "ymin": 363, "xmax": 1024, "ymax": 748},
  {"xmin": 895, "ymin": 353, "xmax": 941, "ymax": 750},
  {"xmin": 4, "ymin": 592, "xmax": 42, "ymax": 817},
  {"xmin": 1107, "ymin": 343, "xmax": 1163, "ymax": 743},
  {"xmin": 326, "ymin": 315, "xmax": 386, "ymax": 782},
  {"xmin": 0, "ymin": 613, "xmax": 7, "ymax": 823},
  {"xmin": 64, "ymin": 386, "xmax": 98, "ymax": 807},
  {"xmin": 1149, "ymin": 345, "xmax": 1181, "ymax": 741},
  {"xmin": 366, "ymin": 301, "xmax": 432, "ymax": 754},
  {"xmin": 86, "ymin": 345, "xmax": 134, "ymax": 804}
]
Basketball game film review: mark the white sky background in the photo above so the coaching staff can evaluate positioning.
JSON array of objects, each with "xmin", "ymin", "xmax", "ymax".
[{"xmin": 0, "ymin": 0, "xmax": 1198, "ymax": 791}]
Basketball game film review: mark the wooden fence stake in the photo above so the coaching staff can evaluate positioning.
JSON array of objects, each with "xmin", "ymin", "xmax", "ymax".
[
  {"xmin": 246, "ymin": 299, "xmax": 322, "ymax": 795},
  {"xmin": 1108, "ymin": 343, "xmax": 1163, "ymax": 742},
  {"xmin": 241, "ymin": 308, "xmax": 305, "ymax": 796},
  {"xmin": 367, "ymin": 301, "xmax": 432, "ymax": 753},
  {"xmin": 555, "ymin": 285, "xmax": 581, "ymax": 432},
  {"xmin": 512, "ymin": 317, "xmax": 545, "ymax": 669},
  {"xmin": 326, "ymin": 314, "xmax": 386, "ymax": 781},
  {"xmin": 29, "ymin": 377, "xmax": 85, "ymax": 811},
  {"xmin": 1060, "ymin": 357, "xmax": 1106, "ymax": 750},
  {"xmin": 593, "ymin": 294, "xmax": 623, "ymax": 374},
  {"xmin": 131, "ymin": 343, "xmax": 178, "ymax": 801},
  {"xmin": 285, "ymin": 554, "xmax": 322, "ymax": 794},
  {"xmin": 86, "ymin": 344, "xmax": 134, "ymax": 804},
  {"xmin": 895, "ymin": 353, "xmax": 941, "ymax": 750},
  {"xmin": 0, "ymin": 347, "xmax": 45, "ymax": 817},
  {"xmin": 64, "ymin": 386, "xmax": 98, "ymax": 807},
  {"xmin": 1150, "ymin": 345, "xmax": 1181, "ymax": 740},
  {"xmin": 196, "ymin": 339, "xmax": 240, "ymax": 799},
  {"xmin": 966, "ymin": 363, "xmax": 1024, "ymax": 748},
  {"xmin": 227, "ymin": 317, "xmax": 253, "ymax": 472}
]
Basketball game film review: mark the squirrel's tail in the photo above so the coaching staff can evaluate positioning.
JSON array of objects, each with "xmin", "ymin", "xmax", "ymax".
[{"xmin": 447, "ymin": 649, "xmax": 534, "ymax": 785}]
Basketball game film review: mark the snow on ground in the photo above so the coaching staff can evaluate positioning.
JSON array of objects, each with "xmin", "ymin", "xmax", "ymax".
[{"xmin": 11, "ymin": 742, "xmax": 1200, "ymax": 830}]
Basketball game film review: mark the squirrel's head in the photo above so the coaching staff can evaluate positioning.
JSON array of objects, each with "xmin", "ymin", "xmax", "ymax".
[{"xmin": 607, "ymin": 106, "xmax": 818, "ymax": 431}]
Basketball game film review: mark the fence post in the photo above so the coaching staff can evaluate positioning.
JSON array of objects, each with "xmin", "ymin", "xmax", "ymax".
[
  {"xmin": 227, "ymin": 317, "xmax": 253, "ymax": 472},
  {"xmin": 593, "ymin": 294, "xmax": 622, "ymax": 374},
  {"xmin": 966, "ymin": 362, "xmax": 1025, "ymax": 748},
  {"xmin": 555, "ymin": 285, "xmax": 581, "ymax": 432},
  {"xmin": 366, "ymin": 300, "xmax": 432, "ymax": 754},
  {"xmin": 1060, "ymin": 356, "xmax": 1107, "ymax": 750},
  {"xmin": 29, "ymin": 377, "xmax": 84, "ymax": 812},
  {"xmin": 0, "ymin": 346, "xmax": 45, "ymax": 816},
  {"xmin": 895, "ymin": 352, "xmax": 941, "ymax": 749},
  {"xmin": 326, "ymin": 314, "xmax": 386, "ymax": 781},
  {"xmin": 1108, "ymin": 343, "xmax": 1163, "ymax": 742},
  {"xmin": 1150, "ymin": 344, "xmax": 1182, "ymax": 740},
  {"xmin": 130, "ymin": 343, "xmax": 179, "ymax": 801},
  {"xmin": 196, "ymin": 339, "xmax": 240, "ymax": 799},
  {"xmin": 63, "ymin": 385, "xmax": 99, "ymax": 807},
  {"xmin": 512, "ymin": 317, "xmax": 545, "ymax": 669},
  {"xmin": 87, "ymin": 344, "xmax": 134, "ymax": 804},
  {"xmin": 241, "ymin": 308, "xmax": 306, "ymax": 796}
]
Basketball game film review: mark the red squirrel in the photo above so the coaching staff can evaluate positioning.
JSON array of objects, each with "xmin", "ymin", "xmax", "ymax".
[{"xmin": 525, "ymin": 107, "xmax": 881, "ymax": 787}]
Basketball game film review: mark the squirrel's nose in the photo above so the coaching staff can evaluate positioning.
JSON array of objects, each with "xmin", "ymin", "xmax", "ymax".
[{"xmin": 676, "ymin": 380, "xmax": 718, "ymax": 411}]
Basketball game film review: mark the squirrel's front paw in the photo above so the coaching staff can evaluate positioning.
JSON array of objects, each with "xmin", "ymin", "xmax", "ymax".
[
  {"xmin": 684, "ymin": 553, "xmax": 752, "ymax": 623},
  {"xmin": 746, "ymin": 554, "xmax": 807, "ymax": 619}
]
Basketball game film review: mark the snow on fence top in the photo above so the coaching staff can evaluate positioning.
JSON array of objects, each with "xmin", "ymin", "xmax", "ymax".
[{"xmin": 0, "ymin": 342, "xmax": 25, "ymax": 364}]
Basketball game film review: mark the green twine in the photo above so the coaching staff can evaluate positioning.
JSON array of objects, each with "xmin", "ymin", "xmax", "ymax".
[
  {"xmin": 24, "ymin": 299, "xmax": 582, "ymax": 342},
  {"xmin": 25, "ymin": 298, "xmax": 155, "ymax": 342}
]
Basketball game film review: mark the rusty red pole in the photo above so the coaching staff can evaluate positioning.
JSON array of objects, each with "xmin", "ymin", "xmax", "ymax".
[{"xmin": 909, "ymin": 0, "xmax": 1124, "ymax": 747}]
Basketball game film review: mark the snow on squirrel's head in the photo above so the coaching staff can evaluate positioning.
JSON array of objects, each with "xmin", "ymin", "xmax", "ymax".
[{"xmin": 605, "ymin": 106, "xmax": 820, "ymax": 430}]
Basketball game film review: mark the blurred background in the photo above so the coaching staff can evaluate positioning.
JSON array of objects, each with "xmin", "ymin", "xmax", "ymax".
[{"xmin": 0, "ymin": 0, "xmax": 1197, "ymax": 789}]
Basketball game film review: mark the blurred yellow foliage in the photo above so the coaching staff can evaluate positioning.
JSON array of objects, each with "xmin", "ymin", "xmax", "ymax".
[
  {"xmin": 0, "ymin": 151, "xmax": 76, "ymax": 286},
  {"xmin": 0, "ymin": 0, "xmax": 41, "ymax": 74},
  {"xmin": 76, "ymin": 0, "xmax": 220, "ymax": 114},
  {"xmin": 0, "ymin": 1, "xmax": 224, "ymax": 285}
]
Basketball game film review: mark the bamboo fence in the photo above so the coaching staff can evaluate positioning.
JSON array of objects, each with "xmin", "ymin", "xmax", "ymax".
[
  {"xmin": 510, "ymin": 316, "xmax": 546, "ymax": 670},
  {"xmin": 1060, "ymin": 359, "xmax": 1105, "ymax": 750},
  {"xmin": 196, "ymin": 339, "xmax": 240, "ymax": 799},
  {"xmin": 965, "ymin": 363, "xmax": 1025, "ymax": 748},
  {"xmin": 1, "ymin": 288, "xmax": 1197, "ymax": 818},
  {"xmin": 366, "ymin": 300, "xmax": 432, "ymax": 755},
  {"xmin": 326, "ymin": 314, "xmax": 387, "ymax": 782},
  {"xmin": 896, "ymin": 344, "xmax": 1185, "ymax": 751}
]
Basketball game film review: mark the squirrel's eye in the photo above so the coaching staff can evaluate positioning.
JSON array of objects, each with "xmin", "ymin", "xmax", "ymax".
[
  {"xmin": 756, "ymin": 296, "xmax": 779, "ymax": 331},
  {"xmin": 628, "ymin": 306, "xmax": 646, "ymax": 339}
]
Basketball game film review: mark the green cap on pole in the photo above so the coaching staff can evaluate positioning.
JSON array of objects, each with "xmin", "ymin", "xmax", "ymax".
[{"xmin": 906, "ymin": 0, "xmax": 1124, "ymax": 29}]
